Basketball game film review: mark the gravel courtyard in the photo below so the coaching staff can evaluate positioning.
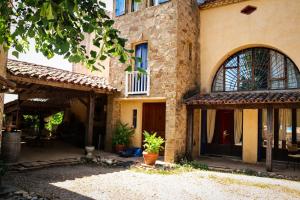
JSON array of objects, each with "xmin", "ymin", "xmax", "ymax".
[{"xmin": 3, "ymin": 164, "xmax": 300, "ymax": 200}]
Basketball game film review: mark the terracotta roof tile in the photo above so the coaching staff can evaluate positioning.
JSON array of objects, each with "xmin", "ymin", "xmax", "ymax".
[
  {"xmin": 7, "ymin": 59, "xmax": 118, "ymax": 93},
  {"xmin": 185, "ymin": 91, "xmax": 300, "ymax": 106}
]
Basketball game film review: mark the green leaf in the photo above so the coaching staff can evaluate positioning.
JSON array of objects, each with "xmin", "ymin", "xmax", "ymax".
[
  {"xmin": 12, "ymin": 51, "xmax": 19, "ymax": 58},
  {"xmin": 40, "ymin": 2, "xmax": 55, "ymax": 20},
  {"xmin": 90, "ymin": 50, "xmax": 97, "ymax": 58},
  {"xmin": 100, "ymin": 55, "xmax": 107, "ymax": 60},
  {"xmin": 68, "ymin": 55, "xmax": 82, "ymax": 63}
]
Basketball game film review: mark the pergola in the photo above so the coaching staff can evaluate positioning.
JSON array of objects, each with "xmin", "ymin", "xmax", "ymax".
[
  {"xmin": 185, "ymin": 90, "xmax": 300, "ymax": 171},
  {"xmin": 4, "ymin": 59, "xmax": 118, "ymax": 147}
]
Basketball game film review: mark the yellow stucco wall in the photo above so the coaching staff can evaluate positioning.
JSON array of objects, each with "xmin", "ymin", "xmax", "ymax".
[
  {"xmin": 70, "ymin": 99, "xmax": 87, "ymax": 124},
  {"xmin": 120, "ymin": 101, "xmax": 143, "ymax": 147},
  {"xmin": 119, "ymin": 98, "xmax": 166, "ymax": 148},
  {"xmin": 243, "ymin": 109, "xmax": 258, "ymax": 164},
  {"xmin": 200, "ymin": 0, "xmax": 300, "ymax": 92}
]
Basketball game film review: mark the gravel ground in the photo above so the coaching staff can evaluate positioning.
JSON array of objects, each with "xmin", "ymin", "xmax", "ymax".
[{"xmin": 3, "ymin": 164, "xmax": 300, "ymax": 200}]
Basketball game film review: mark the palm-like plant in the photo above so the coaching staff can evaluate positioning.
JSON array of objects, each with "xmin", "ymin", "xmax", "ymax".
[{"xmin": 112, "ymin": 122, "xmax": 135, "ymax": 146}]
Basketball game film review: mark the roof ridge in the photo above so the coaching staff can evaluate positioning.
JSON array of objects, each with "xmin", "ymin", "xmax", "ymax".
[{"xmin": 7, "ymin": 59, "xmax": 106, "ymax": 80}]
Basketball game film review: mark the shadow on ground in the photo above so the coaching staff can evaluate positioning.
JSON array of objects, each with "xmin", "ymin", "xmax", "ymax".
[{"xmin": 2, "ymin": 164, "xmax": 126, "ymax": 200}]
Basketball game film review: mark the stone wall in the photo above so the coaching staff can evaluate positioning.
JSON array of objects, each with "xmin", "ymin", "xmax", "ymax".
[{"xmin": 168, "ymin": 0, "xmax": 200, "ymax": 161}]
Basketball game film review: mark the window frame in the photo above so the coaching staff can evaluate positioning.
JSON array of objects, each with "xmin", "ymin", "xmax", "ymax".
[
  {"xmin": 212, "ymin": 47, "xmax": 300, "ymax": 92},
  {"xmin": 115, "ymin": 0, "xmax": 126, "ymax": 17},
  {"xmin": 134, "ymin": 42, "xmax": 148, "ymax": 71},
  {"xmin": 150, "ymin": 0, "xmax": 169, "ymax": 6},
  {"xmin": 131, "ymin": 0, "xmax": 141, "ymax": 12}
]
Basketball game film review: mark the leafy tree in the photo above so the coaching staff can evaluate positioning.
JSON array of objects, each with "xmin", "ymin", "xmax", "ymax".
[
  {"xmin": 45, "ymin": 112, "xmax": 64, "ymax": 132},
  {"xmin": 0, "ymin": 0, "xmax": 134, "ymax": 71}
]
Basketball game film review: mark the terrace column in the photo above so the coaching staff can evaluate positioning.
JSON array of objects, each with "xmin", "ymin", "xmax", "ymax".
[
  {"xmin": 266, "ymin": 107, "xmax": 274, "ymax": 171},
  {"xmin": 86, "ymin": 93, "xmax": 95, "ymax": 147},
  {"xmin": 186, "ymin": 107, "xmax": 194, "ymax": 160}
]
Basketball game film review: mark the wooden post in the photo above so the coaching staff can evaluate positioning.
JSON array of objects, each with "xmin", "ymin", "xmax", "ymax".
[
  {"xmin": 86, "ymin": 93, "xmax": 95, "ymax": 146},
  {"xmin": 266, "ymin": 107, "xmax": 274, "ymax": 172},
  {"xmin": 186, "ymin": 107, "xmax": 194, "ymax": 160},
  {"xmin": 15, "ymin": 100, "xmax": 21, "ymax": 130},
  {"xmin": 292, "ymin": 109, "xmax": 297, "ymax": 144},
  {"xmin": 200, "ymin": 109, "xmax": 207, "ymax": 155}
]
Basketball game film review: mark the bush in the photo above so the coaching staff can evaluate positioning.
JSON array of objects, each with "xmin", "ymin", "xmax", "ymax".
[
  {"xmin": 143, "ymin": 131, "xmax": 164, "ymax": 154},
  {"xmin": 112, "ymin": 122, "xmax": 134, "ymax": 146}
]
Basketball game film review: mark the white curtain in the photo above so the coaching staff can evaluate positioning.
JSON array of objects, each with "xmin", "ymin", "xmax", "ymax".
[
  {"xmin": 234, "ymin": 109, "xmax": 243, "ymax": 145},
  {"xmin": 207, "ymin": 109, "xmax": 216, "ymax": 143},
  {"xmin": 279, "ymin": 109, "xmax": 291, "ymax": 142}
]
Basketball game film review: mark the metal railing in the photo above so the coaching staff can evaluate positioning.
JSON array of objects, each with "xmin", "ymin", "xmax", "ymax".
[{"xmin": 125, "ymin": 70, "xmax": 150, "ymax": 96}]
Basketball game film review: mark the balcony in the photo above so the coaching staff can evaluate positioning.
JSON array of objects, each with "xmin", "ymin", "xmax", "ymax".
[{"xmin": 125, "ymin": 71, "xmax": 150, "ymax": 97}]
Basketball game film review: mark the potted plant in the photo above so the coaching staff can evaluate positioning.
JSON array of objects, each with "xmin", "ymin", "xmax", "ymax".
[
  {"xmin": 142, "ymin": 131, "xmax": 165, "ymax": 165},
  {"xmin": 112, "ymin": 122, "xmax": 134, "ymax": 153}
]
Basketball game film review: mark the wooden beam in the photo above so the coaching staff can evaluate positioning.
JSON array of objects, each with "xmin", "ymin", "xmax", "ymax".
[
  {"xmin": 0, "ymin": 74, "xmax": 16, "ymax": 89},
  {"xmin": 19, "ymin": 91, "xmax": 89, "ymax": 101},
  {"xmin": 86, "ymin": 93, "xmax": 95, "ymax": 146},
  {"xmin": 79, "ymin": 98, "xmax": 88, "ymax": 107},
  {"xmin": 187, "ymin": 102, "xmax": 300, "ymax": 110},
  {"xmin": 186, "ymin": 108, "xmax": 194, "ymax": 160},
  {"xmin": 266, "ymin": 107, "xmax": 274, "ymax": 172}
]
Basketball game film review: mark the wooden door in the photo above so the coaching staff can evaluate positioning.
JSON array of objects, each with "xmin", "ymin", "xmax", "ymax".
[
  {"xmin": 142, "ymin": 103, "xmax": 166, "ymax": 155},
  {"xmin": 218, "ymin": 110, "xmax": 234, "ymax": 145}
]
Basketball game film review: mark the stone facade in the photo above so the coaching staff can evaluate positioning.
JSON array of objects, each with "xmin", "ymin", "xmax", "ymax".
[{"xmin": 107, "ymin": 0, "xmax": 200, "ymax": 162}]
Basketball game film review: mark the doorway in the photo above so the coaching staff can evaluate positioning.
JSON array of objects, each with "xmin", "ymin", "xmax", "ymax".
[
  {"xmin": 142, "ymin": 103, "xmax": 166, "ymax": 155},
  {"xmin": 206, "ymin": 110, "xmax": 242, "ymax": 157}
]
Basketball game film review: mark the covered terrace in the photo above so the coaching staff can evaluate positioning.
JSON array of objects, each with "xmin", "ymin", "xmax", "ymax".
[{"xmin": 2, "ymin": 59, "xmax": 118, "ymax": 163}]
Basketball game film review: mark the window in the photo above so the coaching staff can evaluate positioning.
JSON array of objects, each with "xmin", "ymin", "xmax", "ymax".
[
  {"xmin": 151, "ymin": 0, "xmax": 169, "ymax": 6},
  {"xmin": 212, "ymin": 48, "xmax": 300, "ymax": 92},
  {"xmin": 132, "ymin": 0, "xmax": 141, "ymax": 12},
  {"xmin": 116, "ymin": 0, "xmax": 126, "ymax": 16},
  {"xmin": 135, "ymin": 43, "xmax": 148, "ymax": 70},
  {"xmin": 132, "ymin": 109, "xmax": 137, "ymax": 128},
  {"xmin": 189, "ymin": 43, "xmax": 192, "ymax": 60}
]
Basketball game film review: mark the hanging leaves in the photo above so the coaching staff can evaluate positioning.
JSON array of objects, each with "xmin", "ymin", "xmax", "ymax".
[{"xmin": 0, "ymin": 0, "xmax": 133, "ymax": 71}]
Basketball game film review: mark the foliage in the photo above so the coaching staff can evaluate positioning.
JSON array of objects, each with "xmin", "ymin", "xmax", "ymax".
[
  {"xmin": 112, "ymin": 122, "xmax": 134, "ymax": 146},
  {"xmin": 179, "ymin": 159, "xmax": 209, "ymax": 170},
  {"xmin": 143, "ymin": 131, "xmax": 164, "ymax": 154},
  {"xmin": 45, "ymin": 112, "xmax": 64, "ymax": 132},
  {"xmin": 23, "ymin": 114, "xmax": 40, "ymax": 129},
  {"xmin": 0, "ymin": 0, "xmax": 134, "ymax": 71}
]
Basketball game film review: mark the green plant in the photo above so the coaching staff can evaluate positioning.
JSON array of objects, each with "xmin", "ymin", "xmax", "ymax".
[
  {"xmin": 112, "ymin": 122, "xmax": 134, "ymax": 146},
  {"xmin": 0, "ymin": 0, "xmax": 134, "ymax": 71},
  {"xmin": 45, "ymin": 112, "xmax": 64, "ymax": 132},
  {"xmin": 143, "ymin": 131, "xmax": 165, "ymax": 154}
]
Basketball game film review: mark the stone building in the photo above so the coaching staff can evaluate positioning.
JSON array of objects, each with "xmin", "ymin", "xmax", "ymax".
[
  {"xmin": 75, "ymin": 0, "xmax": 200, "ymax": 162},
  {"xmin": 74, "ymin": 0, "xmax": 300, "ymax": 168}
]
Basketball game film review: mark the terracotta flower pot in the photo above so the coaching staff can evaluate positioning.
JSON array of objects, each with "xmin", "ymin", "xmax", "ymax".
[
  {"xmin": 143, "ymin": 151, "xmax": 158, "ymax": 166},
  {"xmin": 115, "ymin": 144, "xmax": 125, "ymax": 153}
]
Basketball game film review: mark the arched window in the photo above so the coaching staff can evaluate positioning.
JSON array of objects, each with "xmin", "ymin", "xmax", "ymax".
[{"xmin": 212, "ymin": 48, "xmax": 300, "ymax": 92}]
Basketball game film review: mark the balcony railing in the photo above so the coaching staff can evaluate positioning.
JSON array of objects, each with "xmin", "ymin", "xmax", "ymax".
[{"xmin": 125, "ymin": 71, "xmax": 150, "ymax": 96}]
